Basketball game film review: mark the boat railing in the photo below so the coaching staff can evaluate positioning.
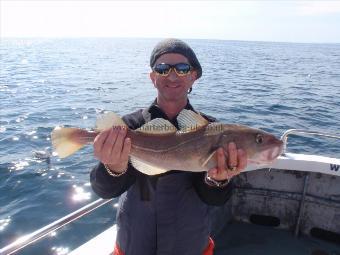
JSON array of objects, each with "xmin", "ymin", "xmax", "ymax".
[
  {"xmin": 0, "ymin": 198, "xmax": 112, "ymax": 255},
  {"xmin": 281, "ymin": 129, "xmax": 340, "ymax": 155}
]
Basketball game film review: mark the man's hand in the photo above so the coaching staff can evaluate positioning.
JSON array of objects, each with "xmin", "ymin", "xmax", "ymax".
[
  {"xmin": 207, "ymin": 142, "xmax": 247, "ymax": 181},
  {"xmin": 93, "ymin": 127, "xmax": 131, "ymax": 173}
]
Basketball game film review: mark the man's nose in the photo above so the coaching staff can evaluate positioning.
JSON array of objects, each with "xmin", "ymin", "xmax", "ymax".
[{"xmin": 167, "ymin": 69, "xmax": 178, "ymax": 81}]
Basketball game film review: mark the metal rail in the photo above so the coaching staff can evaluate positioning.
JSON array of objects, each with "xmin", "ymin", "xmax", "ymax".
[
  {"xmin": 281, "ymin": 129, "xmax": 340, "ymax": 154},
  {"xmin": 0, "ymin": 198, "xmax": 112, "ymax": 255}
]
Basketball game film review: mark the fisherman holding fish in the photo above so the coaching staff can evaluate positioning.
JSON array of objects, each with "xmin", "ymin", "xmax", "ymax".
[
  {"xmin": 90, "ymin": 38, "xmax": 245, "ymax": 255},
  {"xmin": 49, "ymin": 38, "xmax": 282, "ymax": 254}
]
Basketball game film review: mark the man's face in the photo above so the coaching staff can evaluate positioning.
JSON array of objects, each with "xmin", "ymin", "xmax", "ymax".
[{"xmin": 150, "ymin": 53, "xmax": 197, "ymax": 102}]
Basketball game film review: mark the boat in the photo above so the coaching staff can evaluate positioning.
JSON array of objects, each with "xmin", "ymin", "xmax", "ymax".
[{"xmin": 1, "ymin": 129, "xmax": 339, "ymax": 255}]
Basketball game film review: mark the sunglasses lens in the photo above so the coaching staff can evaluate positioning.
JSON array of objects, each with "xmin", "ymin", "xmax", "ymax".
[
  {"xmin": 174, "ymin": 63, "xmax": 191, "ymax": 75},
  {"xmin": 154, "ymin": 64, "xmax": 171, "ymax": 75},
  {"xmin": 153, "ymin": 63, "xmax": 191, "ymax": 76}
]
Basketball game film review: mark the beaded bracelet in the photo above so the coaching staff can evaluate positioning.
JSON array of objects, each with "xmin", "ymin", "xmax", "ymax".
[{"xmin": 104, "ymin": 164, "xmax": 128, "ymax": 177}]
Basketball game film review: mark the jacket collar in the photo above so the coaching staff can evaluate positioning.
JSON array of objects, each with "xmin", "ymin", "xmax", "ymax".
[{"xmin": 148, "ymin": 98, "xmax": 196, "ymax": 121}]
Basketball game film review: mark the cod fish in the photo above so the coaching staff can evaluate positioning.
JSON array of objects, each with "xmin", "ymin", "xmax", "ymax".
[{"xmin": 51, "ymin": 109, "xmax": 283, "ymax": 175}]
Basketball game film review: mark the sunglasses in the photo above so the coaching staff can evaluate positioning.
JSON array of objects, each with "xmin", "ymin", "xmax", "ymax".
[{"xmin": 153, "ymin": 63, "xmax": 192, "ymax": 77}]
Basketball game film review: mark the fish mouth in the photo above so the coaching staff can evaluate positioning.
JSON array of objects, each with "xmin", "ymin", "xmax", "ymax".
[
  {"xmin": 268, "ymin": 145, "xmax": 283, "ymax": 160},
  {"xmin": 249, "ymin": 144, "xmax": 283, "ymax": 165}
]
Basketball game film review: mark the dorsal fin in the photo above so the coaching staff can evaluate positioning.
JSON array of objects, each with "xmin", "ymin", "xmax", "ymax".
[
  {"xmin": 136, "ymin": 118, "xmax": 177, "ymax": 135},
  {"xmin": 177, "ymin": 109, "xmax": 209, "ymax": 133},
  {"xmin": 96, "ymin": 112, "xmax": 127, "ymax": 131}
]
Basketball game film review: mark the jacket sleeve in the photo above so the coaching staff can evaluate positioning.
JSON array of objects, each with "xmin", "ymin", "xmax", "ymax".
[
  {"xmin": 90, "ymin": 162, "xmax": 137, "ymax": 199},
  {"xmin": 192, "ymin": 172, "xmax": 233, "ymax": 206}
]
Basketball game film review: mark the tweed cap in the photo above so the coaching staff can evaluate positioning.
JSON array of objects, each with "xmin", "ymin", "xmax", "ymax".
[{"xmin": 150, "ymin": 38, "xmax": 202, "ymax": 79}]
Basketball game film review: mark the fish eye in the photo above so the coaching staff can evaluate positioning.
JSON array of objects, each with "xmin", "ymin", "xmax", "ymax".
[{"xmin": 256, "ymin": 134, "xmax": 264, "ymax": 144}]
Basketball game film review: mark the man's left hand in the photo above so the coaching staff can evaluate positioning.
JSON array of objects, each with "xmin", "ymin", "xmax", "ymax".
[{"xmin": 207, "ymin": 142, "xmax": 247, "ymax": 181}]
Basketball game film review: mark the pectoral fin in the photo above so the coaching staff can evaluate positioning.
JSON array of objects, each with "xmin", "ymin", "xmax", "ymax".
[
  {"xmin": 177, "ymin": 109, "xmax": 209, "ymax": 133},
  {"xmin": 130, "ymin": 156, "xmax": 169, "ymax": 175},
  {"xmin": 201, "ymin": 150, "xmax": 218, "ymax": 170}
]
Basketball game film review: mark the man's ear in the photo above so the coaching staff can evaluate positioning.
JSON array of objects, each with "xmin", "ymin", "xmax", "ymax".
[
  {"xmin": 150, "ymin": 71, "xmax": 155, "ymax": 82},
  {"xmin": 150, "ymin": 72, "xmax": 157, "ymax": 87},
  {"xmin": 190, "ymin": 70, "xmax": 197, "ymax": 81}
]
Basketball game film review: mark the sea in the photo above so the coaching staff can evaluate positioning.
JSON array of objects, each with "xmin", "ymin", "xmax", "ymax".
[{"xmin": 0, "ymin": 38, "xmax": 339, "ymax": 254}]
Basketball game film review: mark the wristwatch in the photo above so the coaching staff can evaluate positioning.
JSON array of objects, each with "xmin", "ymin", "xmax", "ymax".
[{"xmin": 204, "ymin": 173, "xmax": 230, "ymax": 188}]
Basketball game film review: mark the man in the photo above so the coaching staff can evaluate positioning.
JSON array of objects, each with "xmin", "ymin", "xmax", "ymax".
[{"xmin": 90, "ymin": 38, "xmax": 247, "ymax": 255}]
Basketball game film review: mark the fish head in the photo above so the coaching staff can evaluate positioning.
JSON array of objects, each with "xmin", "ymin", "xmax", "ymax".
[{"xmin": 221, "ymin": 125, "xmax": 283, "ymax": 164}]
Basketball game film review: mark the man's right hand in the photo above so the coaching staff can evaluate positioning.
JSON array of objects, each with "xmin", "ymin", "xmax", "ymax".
[{"xmin": 93, "ymin": 127, "xmax": 131, "ymax": 173}]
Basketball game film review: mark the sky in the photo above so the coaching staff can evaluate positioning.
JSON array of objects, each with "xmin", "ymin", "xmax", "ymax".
[{"xmin": 1, "ymin": 1, "xmax": 340, "ymax": 43}]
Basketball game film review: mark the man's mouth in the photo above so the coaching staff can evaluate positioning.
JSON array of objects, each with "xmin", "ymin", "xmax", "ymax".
[{"xmin": 166, "ymin": 84, "xmax": 180, "ymax": 88}]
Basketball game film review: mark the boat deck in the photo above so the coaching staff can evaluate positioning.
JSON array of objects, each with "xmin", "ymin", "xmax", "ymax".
[{"xmin": 214, "ymin": 221, "xmax": 340, "ymax": 255}]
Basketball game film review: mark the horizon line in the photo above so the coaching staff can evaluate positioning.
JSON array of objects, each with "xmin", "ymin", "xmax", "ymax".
[{"xmin": 1, "ymin": 36, "xmax": 340, "ymax": 45}]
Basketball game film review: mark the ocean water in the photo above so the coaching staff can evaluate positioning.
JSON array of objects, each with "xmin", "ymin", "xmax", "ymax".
[{"xmin": 0, "ymin": 38, "xmax": 339, "ymax": 254}]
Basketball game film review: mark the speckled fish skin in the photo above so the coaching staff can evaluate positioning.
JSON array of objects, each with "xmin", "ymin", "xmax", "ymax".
[{"xmin": 126, "ymin": 122, "xmax": 283, "ymax": 172}]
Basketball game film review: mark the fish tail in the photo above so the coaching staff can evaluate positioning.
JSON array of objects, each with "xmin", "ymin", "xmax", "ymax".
[
  {"xmin": 52, "ymin": 111, "xmax": 126, "ymax": 158},
  {"xmin": 51, "ymin": 127, "xmax": 97, "ymax": 158}
]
